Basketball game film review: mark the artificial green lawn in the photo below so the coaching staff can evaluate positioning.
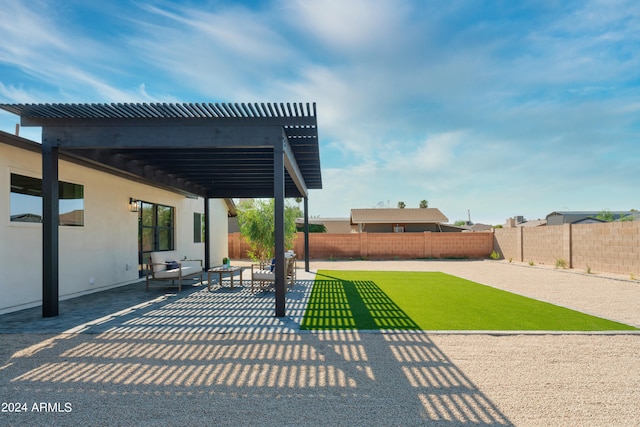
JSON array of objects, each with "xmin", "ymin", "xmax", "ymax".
[{"xmin": 300, "ymin": 270, "xmax": 638, "ymax": 331}]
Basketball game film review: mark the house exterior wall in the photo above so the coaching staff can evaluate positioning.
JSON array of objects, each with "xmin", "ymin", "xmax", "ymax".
[
  {"xmin": 208, "ymin": 198, "xmax": 229, "ymax": 266},
  {"xmin": 1, "ymin": 139, "xmax": 228, "ymax": 314}
]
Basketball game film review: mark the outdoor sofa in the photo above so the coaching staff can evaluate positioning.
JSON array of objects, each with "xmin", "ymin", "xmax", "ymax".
[{"xmin": 146, "ymin": 251, "xmax": 203, "ymax": 291}]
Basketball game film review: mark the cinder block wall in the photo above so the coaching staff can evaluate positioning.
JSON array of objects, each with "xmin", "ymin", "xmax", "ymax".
[
  {"xmin": 522, "ymin": 225, "xmax": 565, "ymax": 265},
  {"xmin": 572, "ymin": 222, "xmax": 639, "ymax": 274},
  {"xmin": 494, "ymin": 222, "xmax": 640, "ymax": 275},
  {"xmin": 494, "ymin": 227, "xmax": 519, "ymax": 259},
  {"xmin": 229, "ymin": 231, "xmax": 494, "ymax": 260},
  {"xmin": 230, "ymin": 222, "xmax": 640, "ymax": 276}
]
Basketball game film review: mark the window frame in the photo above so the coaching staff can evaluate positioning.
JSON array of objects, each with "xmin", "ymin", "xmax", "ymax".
[
  {"xmin": 9, "ymin": 172, "xmax": 85, "ymax": 227},
  {"xmin": 193, "ymin": 212, "xmax": 205, "ymax": 243},
  {"xmin": 138, "ymin": 201, "xmax": 175, "ymax": 253}
]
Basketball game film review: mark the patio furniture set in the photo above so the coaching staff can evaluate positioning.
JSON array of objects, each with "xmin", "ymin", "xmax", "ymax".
[{"xmin": 145, "ymin": 251, "xmax": 297, "ymax": 293}]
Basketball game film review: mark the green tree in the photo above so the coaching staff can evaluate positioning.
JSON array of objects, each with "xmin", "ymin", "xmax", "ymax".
[
  {"xmin": 237, "ymin": 199, "xmax": 298, "ymax": 261},
  {"xmin": 297, "ymin": 223, "xmax": 327, "ymax": 233},
  {"xmin": 454, "ymin": 220, "xmax": 467, "ymax": 226},
  {"xmin": 397, "ymin": 201, "xmax": 406, "ymax": 208},
  {"xmin": 596, "ymin": 209, "xmax": 615, "ymax": 222},
  {"xmin": 419, "ymin": 199, "xmax": 429, "ymax": 208}
]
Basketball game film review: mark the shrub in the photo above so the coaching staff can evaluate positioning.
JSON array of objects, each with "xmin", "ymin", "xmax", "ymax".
[
  {"xmin": 237, "ymin": 199, "xmax": 298, "ymax": 262},
  {"xmin": 489, "ymin": 250, "xmax": 500, "ymax": 260},
  {"xmin": 555, "ymin": 258, "xmax": 568, "ymax": 269}
]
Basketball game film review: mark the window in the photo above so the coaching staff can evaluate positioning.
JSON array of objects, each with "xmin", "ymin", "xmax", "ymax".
[
  {"xmin": 193, "ymin": 212, "xmax": 205, "ymax": 243},
  {"xmin": 139, "ymin": 201, "xmax": 175, "ymax": 252},
  {"xmin": 10, "ymin": 173, "xmax": 84, "ymax": 226}
]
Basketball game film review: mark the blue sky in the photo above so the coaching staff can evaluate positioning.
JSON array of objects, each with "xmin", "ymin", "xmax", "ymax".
[{"xmin": 1, "ymin": 0, "xmax": 639, "ymax": 225}]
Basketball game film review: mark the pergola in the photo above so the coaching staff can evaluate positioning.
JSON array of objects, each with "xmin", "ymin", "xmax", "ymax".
[{"xmin": 0, "ymin": 102, "xmax": 322, "ymax": 318}]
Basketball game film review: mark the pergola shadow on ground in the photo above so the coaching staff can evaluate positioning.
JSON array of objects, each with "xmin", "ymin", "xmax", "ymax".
[
  {"xmin": 0, "ymin": 276, "xmax": 511, "ymax": 425},
  {"xmin": 0, "ymin": 277, "xmax": 313, "ymax": 335}
]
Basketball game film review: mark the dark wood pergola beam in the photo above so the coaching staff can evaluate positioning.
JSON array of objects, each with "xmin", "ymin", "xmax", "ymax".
[{"xmin": 42, "ymin": 124, "xmax": 285, "ymax": 149}]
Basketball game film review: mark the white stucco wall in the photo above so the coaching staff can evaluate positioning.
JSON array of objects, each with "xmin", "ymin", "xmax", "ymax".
[
  {"xmin": 208, "ymin": 198, "xmax": 229, "ymax": 266},
  {"xmin": 0, "ymin": 138, "xmax": 229, "ymax": 314}
]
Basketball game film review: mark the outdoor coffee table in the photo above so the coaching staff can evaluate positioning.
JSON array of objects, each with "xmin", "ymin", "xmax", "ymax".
[{"xmin": 207, "ymin": 266, "xmax": 244, "ymax": 291}]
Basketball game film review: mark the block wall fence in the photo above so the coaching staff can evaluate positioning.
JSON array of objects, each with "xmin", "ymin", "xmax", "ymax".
[
  {"xmin": 494, "ymin": 221, "xmax": 640, "ymax": 275},
  {"xmin": 229, "ymin": 220, "xmax": 640, "ymax": 276},
  {"xmin": 228, "ymin": 231, "xmax": 494, "ymax": 261}
]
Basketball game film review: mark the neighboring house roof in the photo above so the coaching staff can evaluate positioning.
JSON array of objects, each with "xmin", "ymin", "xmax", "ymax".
[
  {"xmin": 467, "ymin": 223, "xmax": 493, "ymax": 232},
  {"xmin": 573, "ymin": 217, "xmax": 606, "ymax": 224},
  {"xmin": 546, "ymin": 211, "xmax": 634, "ymax": 225},
  {"xmin": 351, "ymin": 208, "xmax": 448, "ymax": 224},
  {"xmin": 520, "ymin": 219, "xmax": 547, "ymax": 227},
  {"xmin": 504, "ymin": 216, "xmax": 546, "ymax": 228},
  {"xmin": 10, "ymin": 213, "xmax": 42, "ymax": 222},
  {"xmin": 59, "ymin": 209, "xmax": 84, "ymax": 226}
]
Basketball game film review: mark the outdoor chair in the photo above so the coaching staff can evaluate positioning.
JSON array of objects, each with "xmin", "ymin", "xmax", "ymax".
[{"xmin": 250, "ymin": 255, "xmax": 295, "ymax": 293}]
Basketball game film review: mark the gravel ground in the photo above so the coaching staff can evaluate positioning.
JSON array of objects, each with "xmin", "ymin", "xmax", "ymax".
[{"xmin": 0, "ymin": 260, "xmax": 638, "ymax": 426}]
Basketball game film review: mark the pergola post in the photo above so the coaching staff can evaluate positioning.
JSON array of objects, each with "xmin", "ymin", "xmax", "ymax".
[
  {"xmin": 42, "ymin": 140, "xmax": 59, "ymax": 317},
  {"xmin": 274, "ymin": 136, "xmax": 286, "ymax": 317},
  {"xmin": 204, "ymin": 198, "xmax": 210, "ymax": 270},
  {"xmin": 304, "ymin": 196, "xmax": 310, "ymax": 272}
]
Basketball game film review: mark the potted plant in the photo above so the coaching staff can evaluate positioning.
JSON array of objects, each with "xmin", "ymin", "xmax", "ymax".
[{"xmin": 222, "ymin": 257, "xmax": 229, "ymax": 268}]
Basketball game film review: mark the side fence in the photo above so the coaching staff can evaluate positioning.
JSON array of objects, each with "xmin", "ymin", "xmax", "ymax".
[
  {"xmin": 228, "ymin": 231, "xmax": 494, "ymax": 260},
  {"xmin": 494, "ymin": 221, "xmax": 640, "ymax": 275}
]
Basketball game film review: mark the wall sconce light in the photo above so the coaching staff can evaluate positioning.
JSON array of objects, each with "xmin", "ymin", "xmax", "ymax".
[{"xmin": 129, "ymin": 198, "xmax": 140, "ymax": 212}]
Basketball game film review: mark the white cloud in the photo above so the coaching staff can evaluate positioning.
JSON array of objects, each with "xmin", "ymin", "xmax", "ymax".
[
  {"xmin": 285, "ymin": 0, "xmax": 410, "ymax": 55},
  {"xmin": 0, "ymin": 82, "xmax": 42, "ymax": 103}
]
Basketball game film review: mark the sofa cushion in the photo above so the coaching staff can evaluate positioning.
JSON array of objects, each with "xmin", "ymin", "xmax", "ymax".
[
  {"xmin": 154, "ymin": 266, "xmax": 193, "ymax": 279},
  {"xmin": 253, "ymin": 270, "xmax": 275, "ymax": 281},
  {"xmin": 150, "ymin": 252, "xmax": 165, "ymax": 273}
]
